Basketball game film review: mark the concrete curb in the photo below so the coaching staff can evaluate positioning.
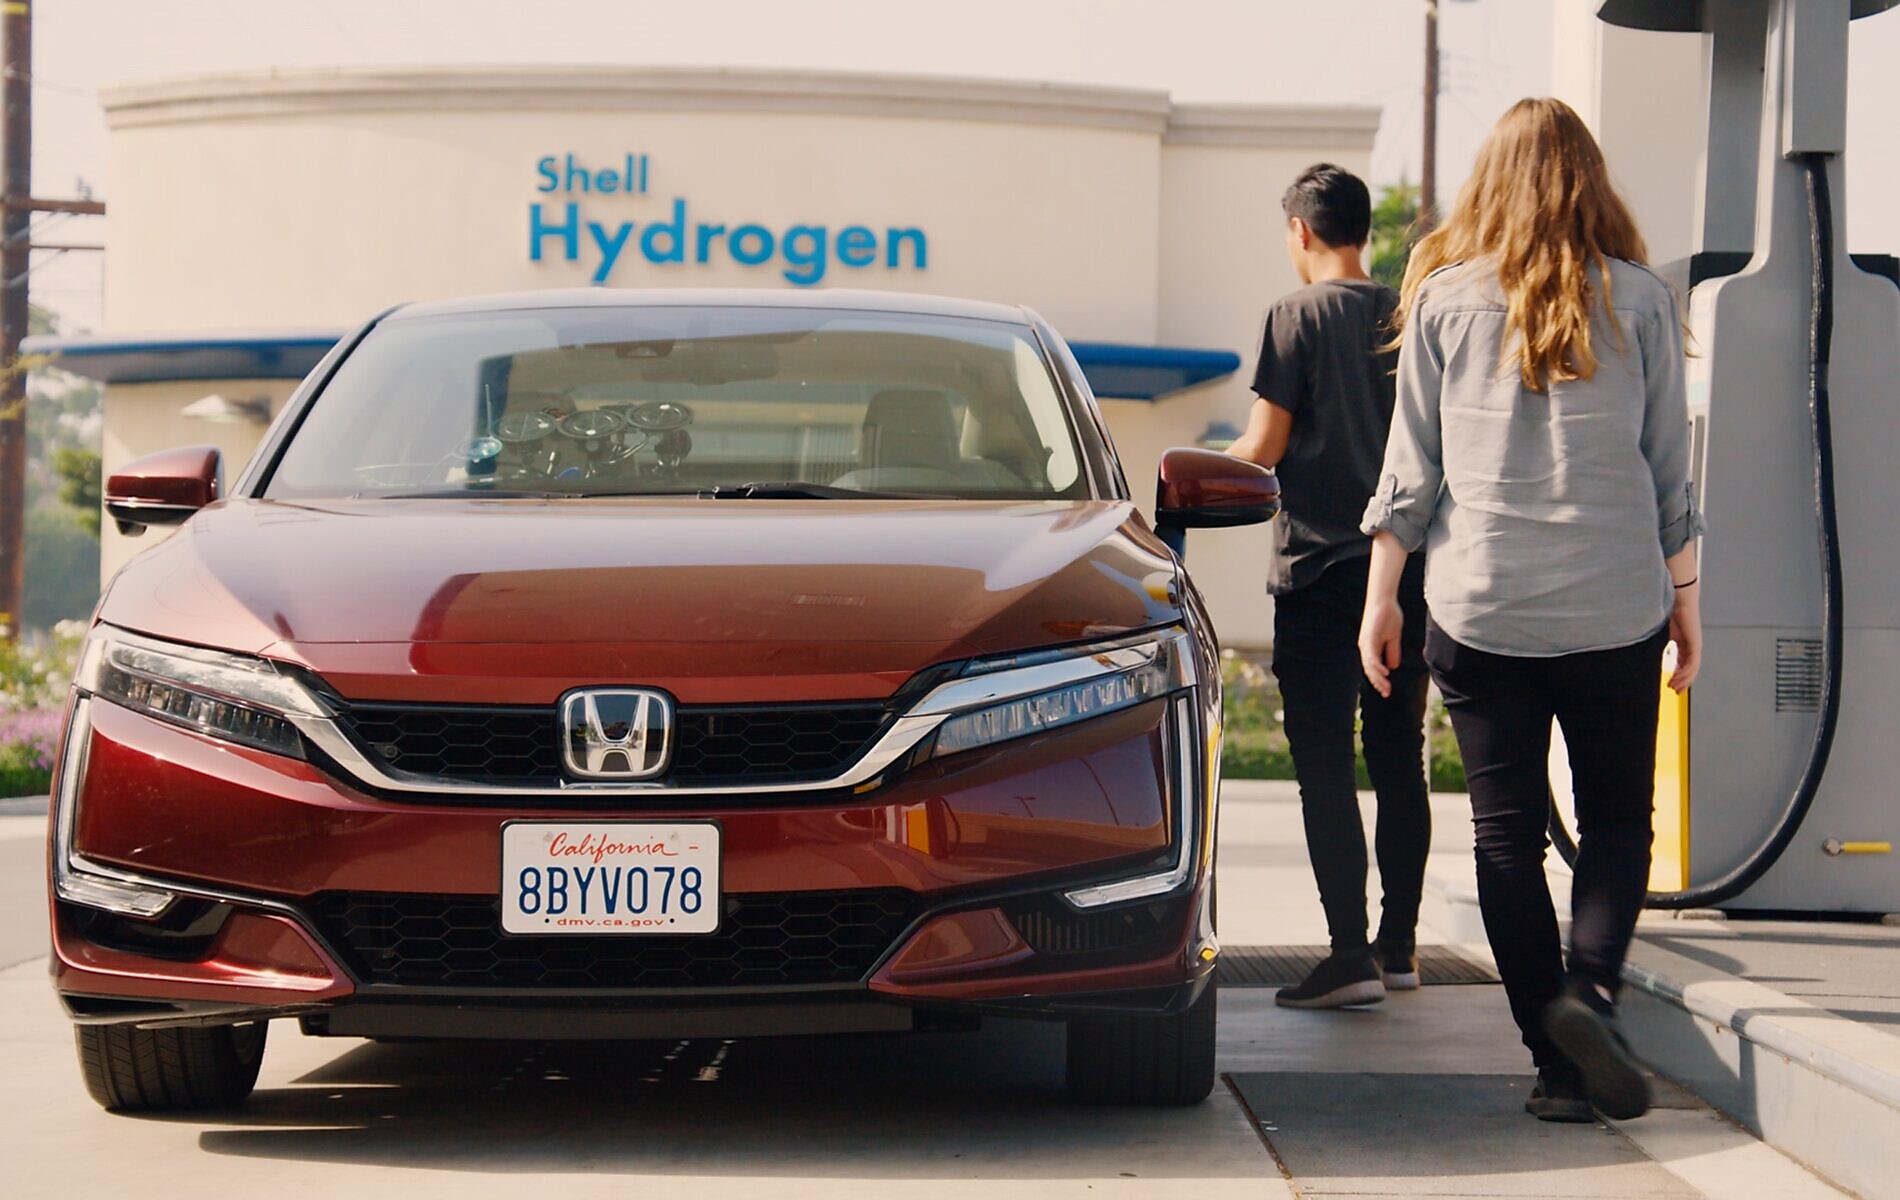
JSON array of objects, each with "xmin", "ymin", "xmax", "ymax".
[
  {"xmin": 1424, "ymin": 867, "xmax": 1900, "ymax": 1200},
  {"xmin": 1618, "ymin": 938, "xmax": 1900, "ymax": 1200},
  {"xmin": 0, "ymin": 795, "xmax": 48, "ymax": 817}
]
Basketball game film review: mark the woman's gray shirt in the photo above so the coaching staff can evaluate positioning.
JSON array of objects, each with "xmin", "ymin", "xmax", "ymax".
[{"xmin": 1360, "ymin": 257, "xmax": 1704, "ymax": 657}]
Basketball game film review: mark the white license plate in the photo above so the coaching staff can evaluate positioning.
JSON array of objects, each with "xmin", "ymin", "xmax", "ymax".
[{"xmin": 500, "ymin": 822, "xmax": 721, "ymax": 935}]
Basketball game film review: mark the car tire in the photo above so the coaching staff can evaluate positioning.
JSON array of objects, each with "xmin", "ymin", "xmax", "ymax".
[
  {"xmin": 1065, "ymin": 979, "xmax": 1217, "ymax": 1106},
  {"xmin": 75, "ymin": 1021, "xmax": 268, "ymax": 1112}
]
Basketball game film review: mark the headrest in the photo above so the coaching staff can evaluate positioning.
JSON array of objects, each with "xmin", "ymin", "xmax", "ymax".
[{"xmin": 862, "ymin": 389, "xmax": 959, "ymax": 472}]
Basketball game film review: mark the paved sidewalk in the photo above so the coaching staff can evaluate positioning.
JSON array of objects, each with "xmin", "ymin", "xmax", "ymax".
[{"xmin": 1224, "ymin": 779, "xmax": 1843, "ymax": 1199}]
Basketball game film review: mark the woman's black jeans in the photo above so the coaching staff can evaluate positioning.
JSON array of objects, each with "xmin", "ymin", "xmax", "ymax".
[{"xmin": 1424, "ymin": 617, "xmax": 1667, "ymax": 1068}]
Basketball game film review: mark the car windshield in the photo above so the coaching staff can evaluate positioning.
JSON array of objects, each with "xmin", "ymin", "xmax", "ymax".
[{"xmin": 263, "ymin": 305, "xmax": 1090, "ymax": 501}]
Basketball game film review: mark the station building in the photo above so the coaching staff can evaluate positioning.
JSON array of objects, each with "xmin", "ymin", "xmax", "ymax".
[{"xmin": 30, "ymin": 66, "xmax": 1382, "ymax": 646}]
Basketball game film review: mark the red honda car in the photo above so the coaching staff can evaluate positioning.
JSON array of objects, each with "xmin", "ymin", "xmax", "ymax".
[{"xmin": 47, "ymin": 290, "xmax": 1277, "ymax": 1110}]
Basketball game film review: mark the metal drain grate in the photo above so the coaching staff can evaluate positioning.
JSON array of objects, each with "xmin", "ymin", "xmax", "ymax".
[{"xmin": 1218, "ymin": 945, "xmax": 1499, "ymax": 987}]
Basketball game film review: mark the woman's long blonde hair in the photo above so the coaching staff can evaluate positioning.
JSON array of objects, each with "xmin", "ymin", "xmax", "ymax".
[{"xmin": 1394, "ymin": 97, "xmax": 1648, "ymax": 391}]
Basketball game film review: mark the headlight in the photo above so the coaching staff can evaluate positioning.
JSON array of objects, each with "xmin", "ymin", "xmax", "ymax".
[
  {"xmin": 917, "ymin": 628, "xmax": 1196, "ymax": 761},
  {"xmin": 75, "ymin": 625, "xmax": 329, "ymax": 758}
]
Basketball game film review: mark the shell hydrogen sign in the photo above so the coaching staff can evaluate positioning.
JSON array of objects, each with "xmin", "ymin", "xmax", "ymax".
[{"xmin": 529, "ymin": 152, "xmax": 930, "ymax": 287}]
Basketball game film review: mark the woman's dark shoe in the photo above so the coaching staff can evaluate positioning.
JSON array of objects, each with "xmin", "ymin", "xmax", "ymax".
[
  {"xmin": 1275, "ymin": 951, "xmax": 1386, "ymax": 1009},
  {"xmin": 1542, "ymin": 984, "xmax": 1651, "ymax": 1120},
  {"xmin": 1375, "ymin": 940, "xmax": 1421, "ymax": 991},
  {"xmin": 1525, "ymin": 1062, "xmax": 1594, "ymax": 1123}
]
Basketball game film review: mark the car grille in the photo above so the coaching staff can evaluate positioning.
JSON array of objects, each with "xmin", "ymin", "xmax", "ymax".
[
  {"xmin": 308, "ymin": 890, "xmax": 923, "ymax": 990},
  {"xmin": 333, "ymin": 701, "xmax": 890, "ymax": 787}
]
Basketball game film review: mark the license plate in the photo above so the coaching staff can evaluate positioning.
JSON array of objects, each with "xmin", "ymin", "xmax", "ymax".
[{"xmin": 500, "ymin": 821, "xmax": 721, "ymax": 935}]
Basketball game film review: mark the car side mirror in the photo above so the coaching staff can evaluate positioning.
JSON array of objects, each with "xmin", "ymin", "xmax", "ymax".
[
  {"xmin": 104, "ymin": 446, "xmax": 224, "ymax": 535},
  {"xmin": 1153, "ymin": 446, "xmax": 1280, "ymax": 557}
]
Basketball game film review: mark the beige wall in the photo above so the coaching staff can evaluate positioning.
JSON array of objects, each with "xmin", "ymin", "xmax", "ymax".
[{"xmin": 96, "ymin": 68, "xmax": 1378, "ymax": 647}]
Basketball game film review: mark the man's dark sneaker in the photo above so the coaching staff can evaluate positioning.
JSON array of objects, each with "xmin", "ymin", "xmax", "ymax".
[
  {"xmin": 1375, "ymin": 940, "xmax": 1421, "ymax": 991},
  {"xmin": 1542, "ymin": 982, "xmax": 1651, "ymax": 1120},
  {"xmin": 1275, "ymin": 951, "xmax": 1386, "ymax": 1009},
  {"xmin": 1525, "ymin": 1062, "xmax": 1594, "ymax": 1123}
]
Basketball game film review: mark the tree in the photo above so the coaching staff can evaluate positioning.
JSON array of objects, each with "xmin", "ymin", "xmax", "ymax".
[
  {"xmin": 52, "ymin": 447, "xmax": 101, "ymax": 537},
  {"xmin": 1370, "ymin": 182, "xmax": 1422, "ymax": 291}
]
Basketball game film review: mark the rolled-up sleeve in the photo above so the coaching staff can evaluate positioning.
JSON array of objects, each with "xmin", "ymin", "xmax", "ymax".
[
  {"xmin": 1638, "ymin": 301, "xmax": 1706, "ymax": 556},
  {"xmin": 1361, "ymin": 298, "xmax": 1445, "ymax": 552}
]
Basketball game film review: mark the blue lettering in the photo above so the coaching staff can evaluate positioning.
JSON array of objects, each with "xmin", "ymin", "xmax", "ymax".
[
  {"xmin": 641, "ymin": 199, "xmax": 687, "ymax": 265},
  {"xmin": 595, "ymin": 167, "xmax": 619, "ymax": 194},
  {"xmin": 588, "ymin": 220, "xmax": 636, "ymax": 283},
  {"xmin": 574, "ymin": 866, "xmax": 595, "ymax": 913},
  {"xmin": 729, "ymin": 224, "xmax": 775, "ymax": 266},
  {"xmin": 628, "ymin": 866, "xmax": 650, "ymax": 913},
  {"xmin": 599, "ymin": 868, "xmax": 621, "ymax": 914},
  {"xmin": 782, "ymin": 225, "xmax": 828, "ymax": 286},
  {"xmin": 695, "ymin": 223, "xmax": 727, "ymax": 264},
  {"xmin": 887, "ymin": 228, "xmax": 928, "ymax": 270},
  {"xmin": 529, "ymin": 202, "xmax": 580, "ymax": 262},
  {"xmin": 518, "ymin": 867, "xmax": 542, "ymax": 913},
  {"xmin": 545, "ymin": 866, "xmax": 569, "ymax": 914},
  {"xmin": 640, "ymin": 154, "xmax": 649, "ymax": 194},
  {"xmin": 564, "ymin": 153, "xmax": 591, "ymax": 193},
  {"xmin": 535, "ymin": 156, "xmax": 558, "ymax": 193},
  {"xmin": 837, "ymin": 225, "xmax": 877, "ymax": 268}
]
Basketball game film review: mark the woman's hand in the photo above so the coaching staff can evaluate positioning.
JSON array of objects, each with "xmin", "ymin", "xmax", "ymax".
[
  {"xmin": 1359, "ymin": 532, "xmax": 1412, "ymax": 698},
  {"xmin": 1667, "ymin": 583, "xmax": 1702, "ymax": 693},
  {"xmin": 1359, "ymin": 599, "xmax": 1405, "ymax": 699}
]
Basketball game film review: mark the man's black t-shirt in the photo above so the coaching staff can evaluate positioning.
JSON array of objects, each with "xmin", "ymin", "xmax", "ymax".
[{"xmin": 1251, "ymin": 277, "xmax": 1400, "ymax": 596}]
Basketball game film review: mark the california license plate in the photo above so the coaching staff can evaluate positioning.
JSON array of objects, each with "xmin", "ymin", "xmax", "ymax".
[{"xmin": 500, "ymin": 821, "xmax": 721, "ymax": 935}]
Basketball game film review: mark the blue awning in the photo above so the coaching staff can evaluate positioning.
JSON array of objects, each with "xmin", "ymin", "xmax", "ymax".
[
  {"xmin": 26, "ymin": 331, "xmax": 1241, "ymax": 401},
  {"xmin": 22, "ymin": 331, "xmax": 343, "ymax": 384},
  {"xmin": 1067, "ymin": 342, "xmax": 1241, "ymax": 401}
]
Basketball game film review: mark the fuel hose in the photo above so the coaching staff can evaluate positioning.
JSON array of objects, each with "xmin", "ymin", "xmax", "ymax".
[{"xmin": 1549, "ymin": 152, "xmax": 1845, "ymax": 909}]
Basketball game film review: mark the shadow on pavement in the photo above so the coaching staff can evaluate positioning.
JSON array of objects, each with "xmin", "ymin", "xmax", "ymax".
[
  {"xmin": 177, "ymin": 1019, "xmax": 1255, "ymax": 1180},
  {"xmin": 1229, "ymin": 1072, "xmax": 1702, "ymax": 1195}
]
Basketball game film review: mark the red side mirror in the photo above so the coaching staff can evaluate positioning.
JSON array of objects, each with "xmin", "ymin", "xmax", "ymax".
[
  {"xmin": 1155, "ymin": 447, "xmax": 1281, "ymax": 532},
  {"xmin": 104, "ymin": 445, "xmax": 224, "ymax": 534}
]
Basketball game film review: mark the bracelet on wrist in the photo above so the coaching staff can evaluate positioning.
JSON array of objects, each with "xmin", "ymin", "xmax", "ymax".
[{"xmin": 1674, "ymin": 577, "xmax": 1698, "ymax": 589}]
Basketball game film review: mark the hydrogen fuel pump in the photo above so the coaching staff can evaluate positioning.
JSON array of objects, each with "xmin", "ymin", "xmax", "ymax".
[{"xmin": 1547, "ymin": 0, "xmax": 1900, "ymax": 912}]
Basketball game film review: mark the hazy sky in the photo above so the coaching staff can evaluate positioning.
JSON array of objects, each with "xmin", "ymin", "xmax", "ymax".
[{"xmin": 28, "ymin": 0, "xmax": 1553, "ymax": 334}]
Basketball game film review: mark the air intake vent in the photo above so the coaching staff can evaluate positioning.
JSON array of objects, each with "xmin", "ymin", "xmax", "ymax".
[{"xmin": 1775, "ymin": 638, "xmax": 1823, "ymax": 713}]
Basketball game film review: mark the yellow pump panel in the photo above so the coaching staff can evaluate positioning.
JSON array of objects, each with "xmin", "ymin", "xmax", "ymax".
[{"xmin": 1652, "ymin": 678, "xmax": 1690, "ymax": 893}]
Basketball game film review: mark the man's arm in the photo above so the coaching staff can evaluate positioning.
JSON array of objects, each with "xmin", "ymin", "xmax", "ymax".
[{"xmin": 1227, "ymin": 396, "xmax": 1294, "ymax": 468}]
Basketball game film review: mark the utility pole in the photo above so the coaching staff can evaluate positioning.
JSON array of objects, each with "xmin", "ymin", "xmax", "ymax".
[
  {"xmin": 0, "ymin": 0, "xmax": 32, "ymax": 643},
  {"xmin": 1421, "ymin": 0, "xmax": 1440, "ymax": 231},
  {"xmin": 0, "ymin": 2, "xmax": 104, "ymax": 642}
]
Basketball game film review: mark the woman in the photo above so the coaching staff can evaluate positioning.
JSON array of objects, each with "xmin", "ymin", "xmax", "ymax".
[{"xmin": 1357, "ymin": 98, "xmax": 1703, "ymax": 1124}]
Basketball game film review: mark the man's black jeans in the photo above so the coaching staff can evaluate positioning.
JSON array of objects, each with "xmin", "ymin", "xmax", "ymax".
[
  {"xmin": 1424, "ymin": 618, "xmax": 1667, "ymax": 1068},
  {"xmin": 1271, "ymin": 554, "xmax": 1431, "ymax": 957}
]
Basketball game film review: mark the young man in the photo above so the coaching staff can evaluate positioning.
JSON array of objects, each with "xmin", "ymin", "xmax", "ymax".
[{"xmin": 1228, "ymin": 163, "xmax": 1432, "ymax": 1009}]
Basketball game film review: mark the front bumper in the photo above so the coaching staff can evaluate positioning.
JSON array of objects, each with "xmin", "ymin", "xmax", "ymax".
[{"xmin": 50, "ymin": 689, "xmax": 1218, "ymax": 1034}]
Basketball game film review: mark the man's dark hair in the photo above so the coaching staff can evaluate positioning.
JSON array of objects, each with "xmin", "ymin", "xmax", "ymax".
[{"xmin": 1282, "ymin": 163, "xmax": 1372, "ymax": 248}]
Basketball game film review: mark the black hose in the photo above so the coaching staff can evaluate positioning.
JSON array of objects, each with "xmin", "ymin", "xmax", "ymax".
[{"xmin": 1550, "ymin": 151, "xmax": 1845, "ymax": 909}]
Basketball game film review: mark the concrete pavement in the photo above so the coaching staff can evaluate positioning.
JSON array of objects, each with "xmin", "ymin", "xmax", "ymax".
[{"xmin": 0, "ymin": 783, "xmax": 1845, "ymax": 1198}]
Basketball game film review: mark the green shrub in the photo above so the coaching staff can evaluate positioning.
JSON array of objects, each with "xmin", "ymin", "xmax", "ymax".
[{"xmin": 1218, "ymin": 648, "xmax": 1465, "ymax": 793}]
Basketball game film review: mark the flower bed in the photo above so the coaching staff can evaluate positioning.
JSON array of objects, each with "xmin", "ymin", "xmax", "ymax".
[
  {"xmin": 0, "ymin": 707, "xmax": 60, "ymax": 797},
  {"xmin": 1, "ymin": 621, "xmax": 84, "ymax": 798}
]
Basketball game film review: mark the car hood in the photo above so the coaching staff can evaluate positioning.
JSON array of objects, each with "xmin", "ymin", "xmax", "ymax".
[{"xmin": 97, "ymin": 497, "xmax": 1183, "ymax": 704}]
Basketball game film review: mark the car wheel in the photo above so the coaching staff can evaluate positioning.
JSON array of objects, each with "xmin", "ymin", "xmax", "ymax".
[
  {"xmin": 75, "ymin": 1021, "xmax": 268, "ymax": 1112},
  {"xmin": 1065, "ymin": 979, "xmax": 1217, "ymax": 1106}
]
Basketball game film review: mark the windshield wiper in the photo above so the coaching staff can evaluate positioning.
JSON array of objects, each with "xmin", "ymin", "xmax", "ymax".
[
  {"xmin": 694, "ymin": 481, "xmax": 909, "ymax": 500},
  {"xmin": 359, "ymin": 488, "xmax": 569, "ymax": 500}
]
